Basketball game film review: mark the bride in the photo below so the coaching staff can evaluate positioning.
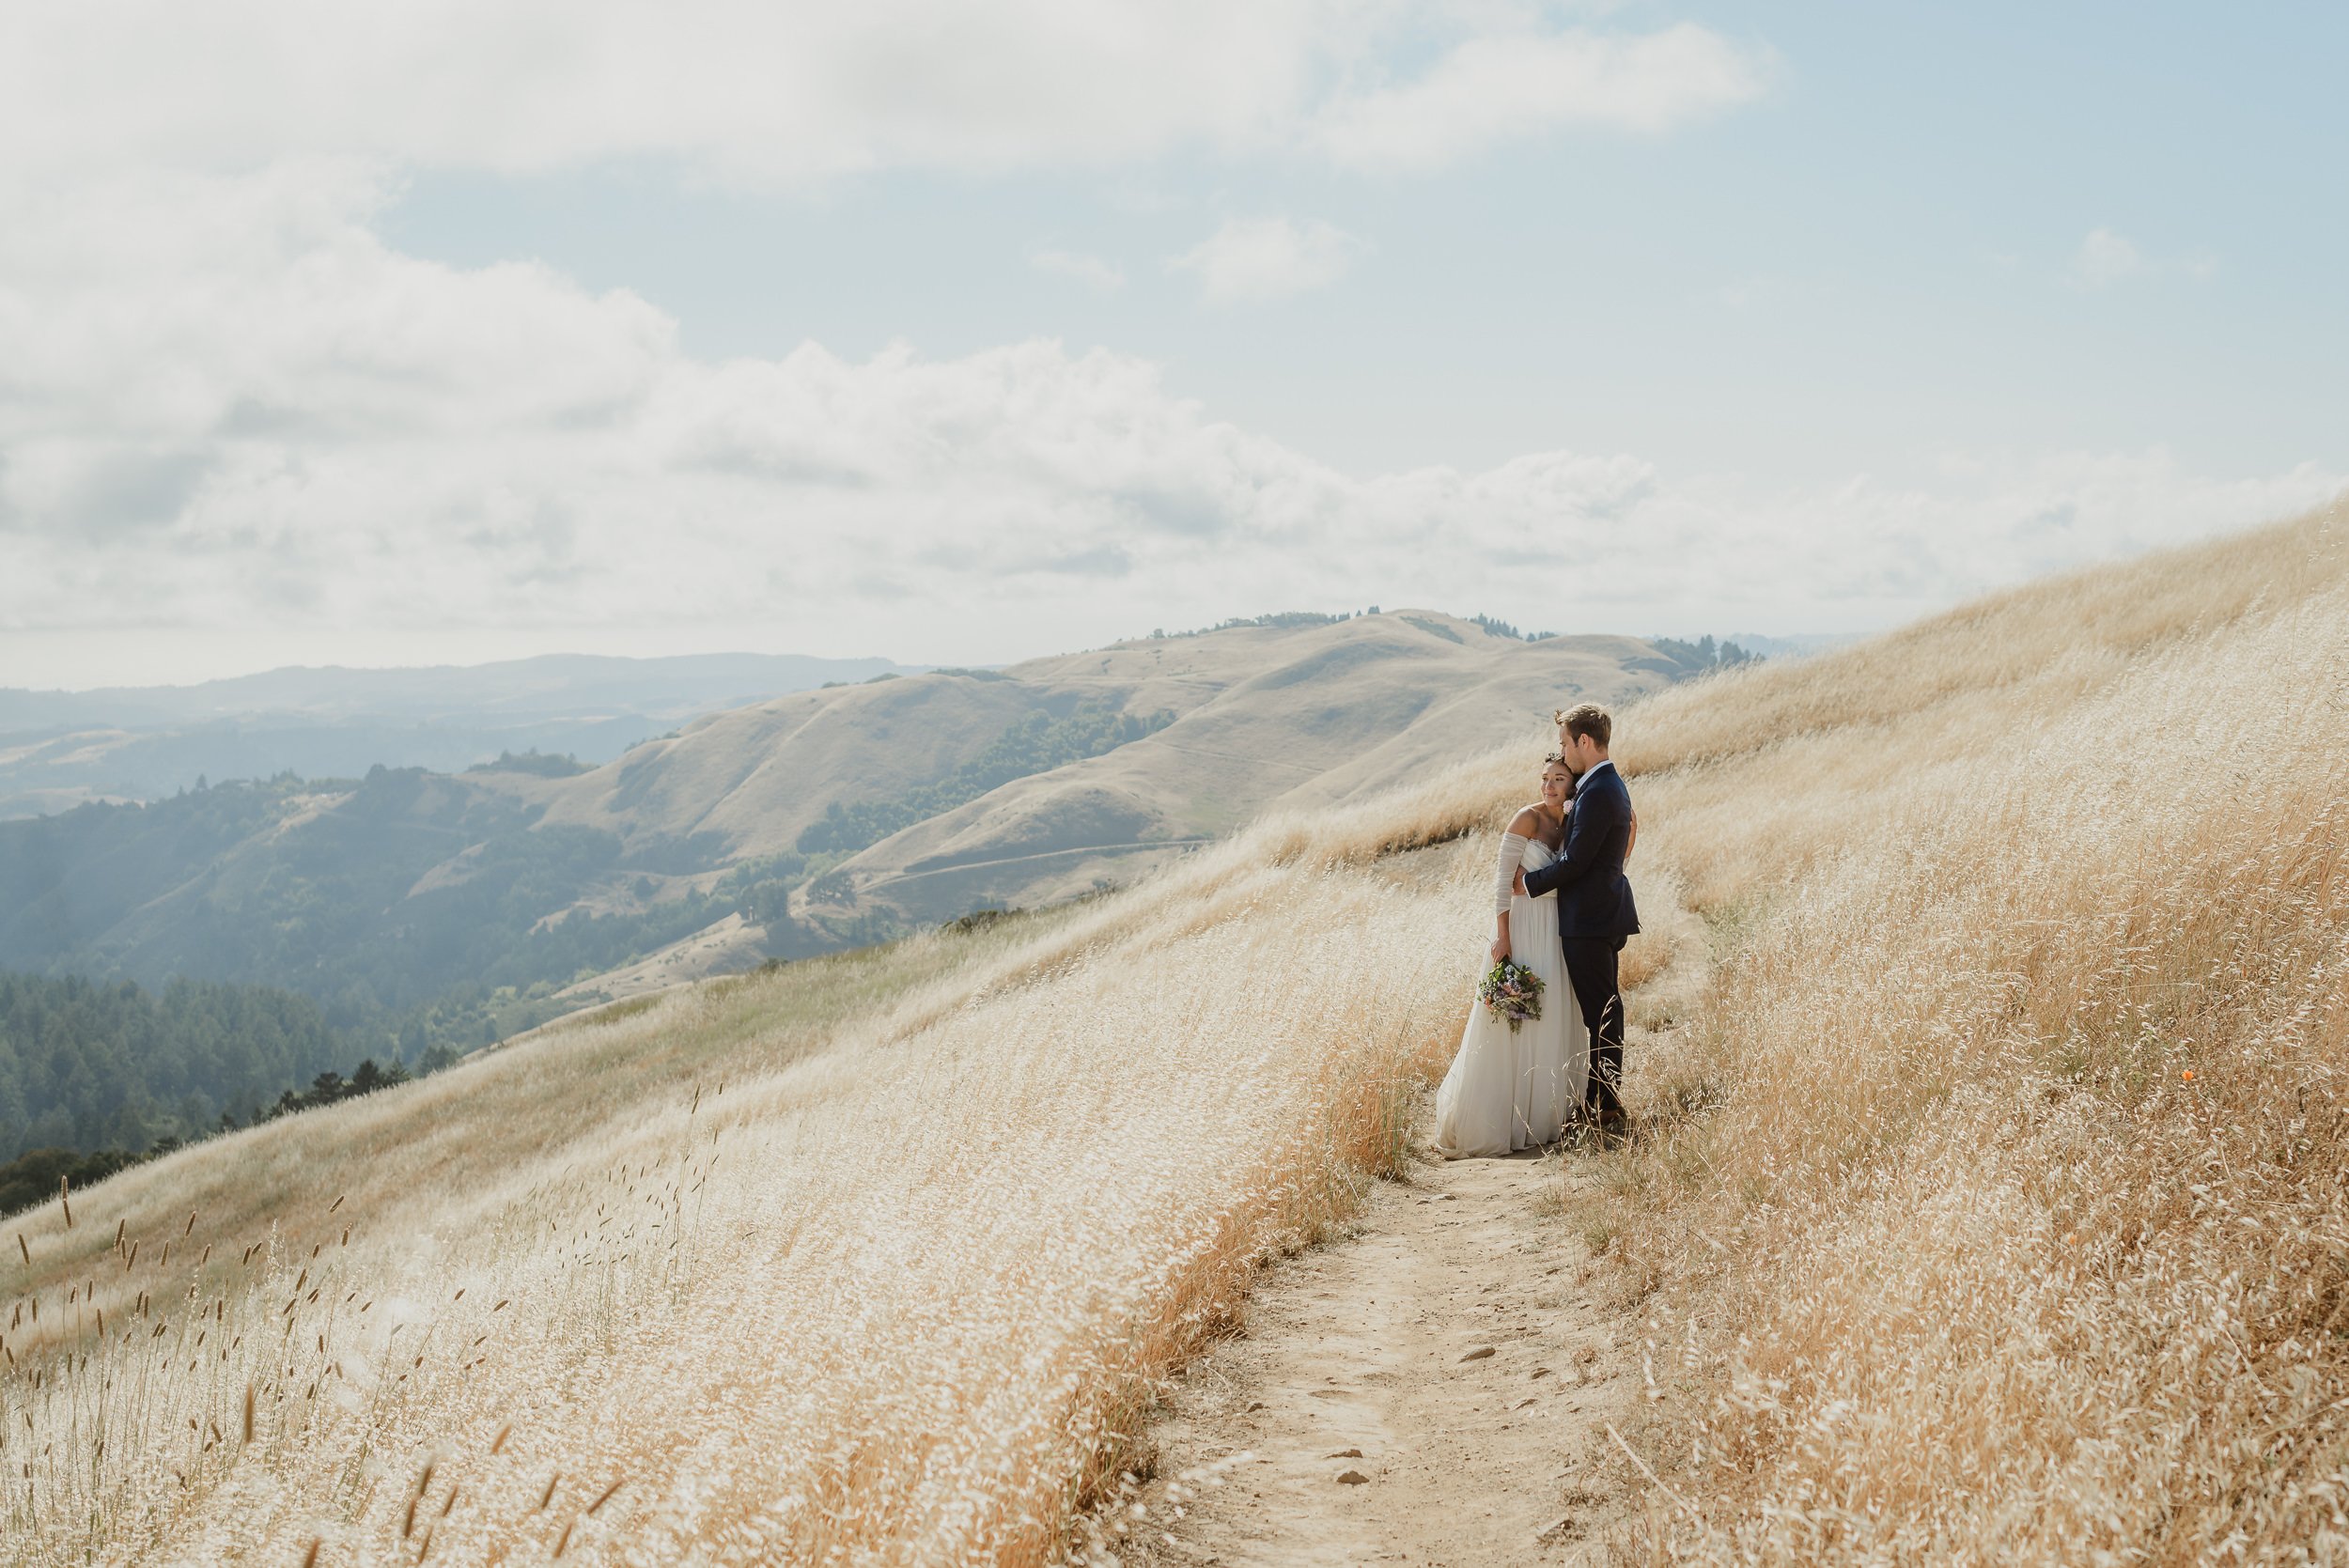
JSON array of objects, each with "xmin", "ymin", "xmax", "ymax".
[{"xmin": 1435, "ymin": 754, "xmax": 1586, "ymax": 1157}]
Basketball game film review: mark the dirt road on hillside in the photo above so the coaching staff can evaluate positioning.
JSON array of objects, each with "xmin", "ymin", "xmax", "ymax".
[{"xmin": 1108, "ymin": 1130, "xmax": 1654, "ymax": 1566}]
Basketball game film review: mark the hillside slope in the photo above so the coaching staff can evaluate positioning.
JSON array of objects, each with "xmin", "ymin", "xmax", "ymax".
[
  {"xmin": 1582, "ymin": 503, "xmax": 2349, "ymax": 1560},
  {"xmin": 0, "ymin": 772, "xmax": 1511, "ymax": 1565},
  {"xmin": 518, "ymin": 612, "xmax": 1677, "ymax": 934},
  {"xmin": 39, "ymin": 613, "xmax": 1675, "ymax": 986},
  {"xmin": 806, "ymin": 613, "xmax": 1674, "ymax": 924},
  {"xmin": 13, "ymin": 512, "xmax": 2334, "ymax": 1564}
]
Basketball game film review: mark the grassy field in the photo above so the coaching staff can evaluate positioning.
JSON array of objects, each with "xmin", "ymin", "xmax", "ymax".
[
  {"xmin": 1588, "ymin": 500, "xmax": 2349, "ymax": 1560},
  {"xmin": 0, "ymin": 771, "xmax": 1521, "ymax": 1564},
  {"xmin": 3, "ymin": 501, "xmax": 2340, "ymax": 1564}
]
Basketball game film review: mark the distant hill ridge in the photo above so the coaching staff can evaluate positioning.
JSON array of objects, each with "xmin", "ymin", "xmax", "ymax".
[
  {"xmin": 0, "ymin": 651, "xmax": 916, "ymax": 819},
  {"xmin": 0, "ymin": 651, "xmax": 915, "ymax": 725}
]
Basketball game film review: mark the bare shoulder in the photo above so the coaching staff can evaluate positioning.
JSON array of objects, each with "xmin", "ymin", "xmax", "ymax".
[{"xmin": 1507, "ymin": 805, "xmax": 1545, "ymax": 835}]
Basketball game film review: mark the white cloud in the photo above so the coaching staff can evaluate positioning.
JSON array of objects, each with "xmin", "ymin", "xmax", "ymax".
[
  {"xmin": 0, "ymin": 4, "xmax": 1761, "ymax": 185},
  {"xmin": 3, "ymin": 163, "xmax": 2336, "ymax": 688},
  {"xmin": 2071, "ymin": 226, "xmax": 2217, "ymax": 288},
  {"xmin": 2073, "ymin": 227, "xmax": 2144, "ymax": 287},
  {"xmin": 1169, "ymin": 216, "xmax": 1363, "ymax": 305},
  {"xmin": 0, "ymin": 2, "xmax": 1323, "ymax": 182},
  {"xmin": 1313, "ymin": 23, "xmax": 1769, "ymax": 171},
  {"xmin": 1029, "ymin": 247, "xmax": 1126, "ymax": 292}
]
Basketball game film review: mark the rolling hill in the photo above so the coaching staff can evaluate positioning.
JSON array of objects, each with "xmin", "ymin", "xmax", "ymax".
[
  {"xmin": 2, "ymin": 505, "xmax": 2339, "ymax": 1564},
  {"xmin": 522, "ymin": 611, "xmax": 1694, "ymax": 936}
]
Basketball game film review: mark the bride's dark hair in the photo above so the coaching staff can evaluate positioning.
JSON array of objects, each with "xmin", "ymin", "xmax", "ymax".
[{"xmin": 1544, "ymin": 751, "xmax": 1577, "ymax": 800}]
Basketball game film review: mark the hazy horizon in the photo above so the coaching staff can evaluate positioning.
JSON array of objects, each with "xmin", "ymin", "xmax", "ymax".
[{"xmin": 5, "ymin": 615, "xmax": 1840, "ymax": 696}]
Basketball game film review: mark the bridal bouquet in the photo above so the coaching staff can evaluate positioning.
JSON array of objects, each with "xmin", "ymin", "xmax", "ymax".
[{"xmin": 1477, "ymin": 958, "xmax": 1546, "ymax": 1032}]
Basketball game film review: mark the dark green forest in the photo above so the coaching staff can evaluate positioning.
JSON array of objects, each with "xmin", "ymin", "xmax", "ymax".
[
  {"xmin": 0, "ymin": 970, "xmax": 410, "ymax": 1163},
  {"xmin": 0, "ymin": 971, "xmax": 436, "ymax": 1211}
]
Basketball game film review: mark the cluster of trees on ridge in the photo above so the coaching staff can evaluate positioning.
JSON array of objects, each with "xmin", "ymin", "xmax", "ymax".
[
  {"xmin": 1651, "ymin": 634, "xmax": 1758, "ymax": 673},
  {"xmin": 0, "ymin": 1055, "xmax": 422, "ymax": 1219},
  {"xmin": 1136, "ymin": 608, "xmax": 1753, "ymax": 660}
]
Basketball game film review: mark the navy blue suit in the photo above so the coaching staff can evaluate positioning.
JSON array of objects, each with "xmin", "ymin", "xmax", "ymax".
[{"xmin": 1522, "ymin": 760, "xmax": 1639, "ymax": 1115}]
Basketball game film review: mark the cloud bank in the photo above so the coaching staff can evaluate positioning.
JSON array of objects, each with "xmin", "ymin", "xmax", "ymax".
[
  {"xmin": 0, "ymin": 6, "xmax": 2330, "ymax": 685},
  {"xmin": 2, "ymin": 162, "xmax": 2334, "ymax": 685},
  {"xmin": 0, "ymin": 2, "xmax": 1770, "ymax": 183}
]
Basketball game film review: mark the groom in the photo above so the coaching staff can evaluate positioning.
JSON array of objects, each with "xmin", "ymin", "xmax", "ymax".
[{"xmin": 1516, "ymin": 703, "xmax": 1640, "ymax": 1128}]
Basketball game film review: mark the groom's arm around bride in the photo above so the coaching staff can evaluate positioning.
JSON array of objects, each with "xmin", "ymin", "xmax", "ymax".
[{"xmin": 1518, "ymin": 703, "xmax": 1641, "ymax": 1126}]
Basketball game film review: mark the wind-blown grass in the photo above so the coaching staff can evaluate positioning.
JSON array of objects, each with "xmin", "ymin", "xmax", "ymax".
[
  {"xmin": 1584, "ymin": 501, "xmax": 2349, "ymax": 1560},
  {"xmin": 0, "ymin": 772, "xmax": 1517, "ymax": 1564}
]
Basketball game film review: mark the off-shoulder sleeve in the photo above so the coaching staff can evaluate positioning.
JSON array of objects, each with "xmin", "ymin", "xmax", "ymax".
[{"xmin": 1494, "ymin": 831, "xmax": 1529, "ymax": 911}]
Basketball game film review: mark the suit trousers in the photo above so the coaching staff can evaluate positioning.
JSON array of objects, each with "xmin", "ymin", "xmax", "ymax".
[{"xmin": 1561, "ymin": 937, "xmax": 1625, "ymax": 1116}]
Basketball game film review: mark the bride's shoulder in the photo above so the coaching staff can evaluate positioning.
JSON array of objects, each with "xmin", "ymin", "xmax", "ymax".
[{"xmin": 1506, "ymin": 804, "xmax": 1545, "ymax": 835}]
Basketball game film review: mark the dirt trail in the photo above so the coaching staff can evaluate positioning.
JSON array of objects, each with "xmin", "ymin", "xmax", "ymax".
[{"xmin": 1113, "ymin": 1131, "xmax": 1650, "ymax": 1566}]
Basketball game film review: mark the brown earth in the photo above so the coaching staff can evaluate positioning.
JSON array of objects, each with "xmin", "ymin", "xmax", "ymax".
[{"xmin": 1106, "ymin": 1128, "xmax": 1659, "ymax": 1567}]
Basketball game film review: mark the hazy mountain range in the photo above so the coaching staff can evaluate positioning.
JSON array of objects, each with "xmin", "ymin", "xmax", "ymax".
[{"xmin": 0, "ymin": 651, "xmax": 914, "ymax": 820}]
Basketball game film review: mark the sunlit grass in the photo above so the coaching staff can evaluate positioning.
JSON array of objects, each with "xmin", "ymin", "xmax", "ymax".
[
  {"xmin": 0, "ymin": 780, "xmax": 1496, "ymax": 1564},
  {"xmin": 1579, "ymin": 500, "xmax": 2349, "ymax": 1560}
]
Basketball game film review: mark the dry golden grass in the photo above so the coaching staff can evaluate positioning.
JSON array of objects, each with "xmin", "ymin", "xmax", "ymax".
[
  {"xmin": 0, "ymin": 760, "xmax": 1523, "ymax": 1565},
  {"xmin": 6, "ymin": 500, "xmax": 2340, "ymax": 1564},
  {"xmin": 1580, "ymin": 500, "xmax": 2349, "ymax": 1561}
]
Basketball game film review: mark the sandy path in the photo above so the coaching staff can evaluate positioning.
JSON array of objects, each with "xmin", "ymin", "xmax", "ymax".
[{"xmin": 1112, "ymin": 1131, "xmax": 1649, "ymax": 1566}]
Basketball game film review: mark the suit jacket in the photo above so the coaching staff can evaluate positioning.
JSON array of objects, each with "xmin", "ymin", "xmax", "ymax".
[{"xmin": 1523, "ymin": 762, "xmax": 1640, "ymax": 942}]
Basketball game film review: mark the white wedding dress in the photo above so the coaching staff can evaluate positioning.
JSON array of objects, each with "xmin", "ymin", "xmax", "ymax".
[{"xmin": 1435, "ymin": 831, "xmax": 1586, "ymax": 1157}]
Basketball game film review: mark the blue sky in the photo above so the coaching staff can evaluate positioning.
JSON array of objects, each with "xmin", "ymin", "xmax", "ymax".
[
  {"xmin": 2, "ymin": 2, "xmax": 2342, "ymax": 685},
  {"xmin": 387, "ymin": 4, "xmax": 2348, "ymax": 481}
]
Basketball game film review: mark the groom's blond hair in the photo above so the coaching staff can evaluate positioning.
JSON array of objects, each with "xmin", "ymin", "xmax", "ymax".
[{"xmin": 1554, "ymin": 702, "xmax": 1611, "ymax": 749}]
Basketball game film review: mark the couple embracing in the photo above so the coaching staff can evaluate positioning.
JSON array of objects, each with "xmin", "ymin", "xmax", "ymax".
[{"xmin": 1435, "ymin": 703, "xmax": 1640, "ymax": 1158}]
